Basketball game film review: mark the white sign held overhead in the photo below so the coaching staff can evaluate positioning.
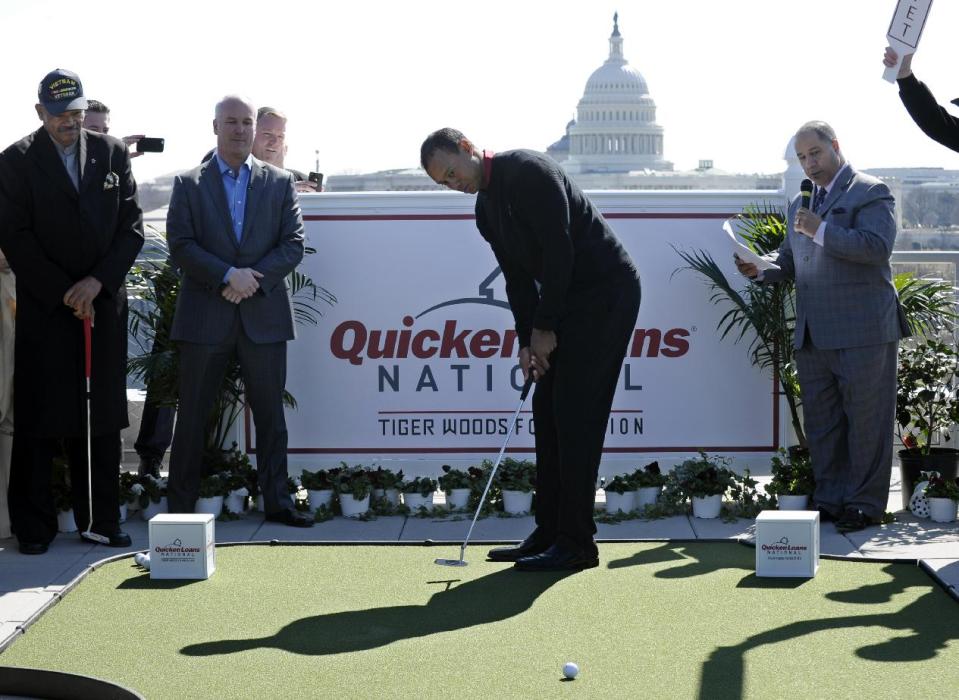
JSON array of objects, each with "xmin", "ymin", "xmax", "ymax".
[{"xmin": 883, "ymin": 0, "xmax": 934, "ymax": 83}]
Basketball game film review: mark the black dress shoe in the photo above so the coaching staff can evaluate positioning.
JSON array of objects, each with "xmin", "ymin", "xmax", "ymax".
[
  {"xmin": 487, "ymin": 533, "xmax": 552, "ymax": 562},
  {"xmin": 835, "ymin": 507, "xmax": 875, "ymax": 533},
  {"xmin": 265, "ymin": 509, "xmax": 314, "ymax": 528},
  {"xmin": 19, "ymin": 542, "xmax": 49, "ymax": 555},
  {"xmin": 81, "ymin": 530, "xmax": 133, "ymax": 547},
  {"xmin": 514, "ymin": 543, "xmax": 599, "ymax": 572}
]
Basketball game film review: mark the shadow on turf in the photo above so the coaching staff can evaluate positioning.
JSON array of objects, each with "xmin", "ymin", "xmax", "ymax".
[
  {"xmin": 179, "ymin": 567, "xmax": 574, "ymax": 657},
  {"xmin": 698, "ymin": 565, "xmax": 958, "ymax": 700}
]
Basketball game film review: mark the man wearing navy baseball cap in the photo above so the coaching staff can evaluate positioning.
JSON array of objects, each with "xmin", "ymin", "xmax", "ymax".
[{"xmin": 0, "ymin": 69, "xmax": 143, "ymax": 554}]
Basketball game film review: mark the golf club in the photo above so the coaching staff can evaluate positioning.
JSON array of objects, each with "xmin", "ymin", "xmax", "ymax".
[
  {"xmin": 435, "ymin": 376, "xmax": 534, "ymax": 567},
  {"xmin": 80, "ymin": 317, "xmax": 109, "ymax": 546}
]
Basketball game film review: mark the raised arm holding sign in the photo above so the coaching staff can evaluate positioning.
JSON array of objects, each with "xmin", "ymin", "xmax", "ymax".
[{"xmin": 883, "ymin": 0, "xmax": 933, "ymax": 83}]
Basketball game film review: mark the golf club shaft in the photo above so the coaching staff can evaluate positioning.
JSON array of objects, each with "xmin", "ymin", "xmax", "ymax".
[
  {"xmin": 459, "ymin": 377, "xmax": 535, "ymax": 559},
  {"xmin": 83, "ymin": 318, "xmax": 95, "ymax": 540}
]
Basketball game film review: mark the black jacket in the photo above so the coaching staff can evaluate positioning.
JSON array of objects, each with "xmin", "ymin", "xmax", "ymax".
[
  {"xmin": 475, "ymin": 150, "xmax": 637, "ymax": 347},
  {"xmin": 0, "ymin": 128, "xmax": 143, "ymax": 437},
  {"xmin": 898, "ymin": 73, "xmax": 959, "ymax": 153}
]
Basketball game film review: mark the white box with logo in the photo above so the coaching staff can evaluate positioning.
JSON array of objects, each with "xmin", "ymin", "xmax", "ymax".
[
  {"xmin": 755, "ymin": 510, "xmax": 819, "ymax": 578},
  {"xmin": 148, "ymin": 513, "xmax": 216, "ymax": 580}
]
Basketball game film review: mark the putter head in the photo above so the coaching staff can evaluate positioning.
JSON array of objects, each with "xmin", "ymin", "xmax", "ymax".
[
  {"xmin": 434, "ymin": 558, "xmax": 468, "ymax": 567},
  {"xmin": 81, "ymin": 530, "xmax": 111, "ymax": 545}
]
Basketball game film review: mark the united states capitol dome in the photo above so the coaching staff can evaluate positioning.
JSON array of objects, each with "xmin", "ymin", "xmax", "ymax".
[{"xmin": 556, "ymin": 13, "xmax": 672, "ymax": 174}]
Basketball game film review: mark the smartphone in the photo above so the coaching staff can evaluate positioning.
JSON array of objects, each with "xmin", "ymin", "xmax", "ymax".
[
  {"xmin": 136, "ymin": 137, "xmax": 165, "ymax": 153},
  {"xmin": 308, "ymin": 171, "xmax": 324, "ymax": 189}
]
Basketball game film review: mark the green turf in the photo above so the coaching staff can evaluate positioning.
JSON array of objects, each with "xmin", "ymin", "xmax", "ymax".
[{"xmin": 2, "ymin": 543, "xmax": 957, "ymax": 699}]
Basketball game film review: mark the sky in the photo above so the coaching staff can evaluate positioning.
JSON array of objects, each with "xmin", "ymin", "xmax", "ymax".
[{"xmin": 1, "ymin": 0, "xmax": 958, "ymax": 184}]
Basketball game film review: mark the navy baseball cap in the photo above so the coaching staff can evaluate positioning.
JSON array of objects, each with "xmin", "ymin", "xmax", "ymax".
[{"xmin": 37, "ymin": 68, "xmax": 88, "ymax": 115}]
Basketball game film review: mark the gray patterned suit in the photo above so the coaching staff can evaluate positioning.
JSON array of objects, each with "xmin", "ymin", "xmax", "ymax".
[
  {"xmin": 764, "ymin": 165, "xmax": 910, "ymax": 519},
  {"xmin": 166, "ymin": 157, "xmax": 304, "ymax": 513}
]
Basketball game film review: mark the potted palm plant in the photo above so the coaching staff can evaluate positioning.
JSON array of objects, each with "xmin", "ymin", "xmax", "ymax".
[
  {"xmin": 896, "ymin": 336, "xmax": 959, "ymax": 509},
  {"xmin": 438, "ymin": 465, "xmax": 473, "ymax": 511},
  {"xmin": 923, "ymin": 472, "xmax": 959, "ymax": 523},
  {"xmin": 764, "ymin": 450, "xmax": 815, "ymax": 510},
  {"xmin": 497, "ymin": 458, "xmax": 536, "ymax": 515},
  {"xmin": 670, "ymin": 451, "xmax": 737, "ymax": 519},
  {"xmin": 118, "ymin": 471, "xmax": 141, "ymax": 522},
  {"xmin": 632, "ymin": 461, "xmax": 665, "ymax": 509},
  {"xmin": 401, "ymin": 476, "xmax": 438, "ymax": 512},
  {"xmin": 602, "ymin": 474, "xmax": 636, "ymax": 514},
  {"xmin": 51, "ymin": 457, "xmax": 75, "ymax": 533}
]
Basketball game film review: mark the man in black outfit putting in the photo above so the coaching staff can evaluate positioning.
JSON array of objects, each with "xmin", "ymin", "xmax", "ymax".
[{"xmin": 421, "ymin": 128, "xmax": 641, "ymax": 571}]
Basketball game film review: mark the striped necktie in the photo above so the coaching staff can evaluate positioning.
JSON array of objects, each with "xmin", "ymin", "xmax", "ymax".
[{"xmin": 812, "ymin": 186, "xmax": 827, "ymax": 214}]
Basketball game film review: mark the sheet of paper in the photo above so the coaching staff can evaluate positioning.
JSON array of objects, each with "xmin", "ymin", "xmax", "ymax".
[
  {"xmin": 883, "ymin": 0, "xmax": 934, "ymax": 83},
  {"xmin": 723, "ymin": 220, "xmax": 779, "ymax": 271}
]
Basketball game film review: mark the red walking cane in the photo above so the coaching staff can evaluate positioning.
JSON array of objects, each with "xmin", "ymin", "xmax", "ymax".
[{"xmin": 80, "ymin": 317, "xmax": 109, "ymax": 545}]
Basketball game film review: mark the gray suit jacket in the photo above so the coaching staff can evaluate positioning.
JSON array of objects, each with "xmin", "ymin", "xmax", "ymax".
[
  {"xmin": 166, "ymin": 157, "xmax": 305, "ymax": 344},
  {"xmin": 764, "ymin": 165, "xmax": 909, "ymax": 350}
]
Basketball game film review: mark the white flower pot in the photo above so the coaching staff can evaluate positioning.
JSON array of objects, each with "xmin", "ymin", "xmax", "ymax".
[
  {"xmin": 195, "ymin": 495, "xmax": 224, "ymax": 517},
  {"xmin": 446, "ymin": 488, "xmax": 471, "ymax": 510},
  {"xmin": 928, "ymin": 497, "xmax": 958, "ymax": 523},
  {"xmin": 118, "ymin": 502, "xmax": 128, "ymax": 523},
  {"xmin": 308, "ymin": 489, "xmax": 333, "ymax": 513},
  {"xmin": 126, "ymin": 498, "xmax": 141, "ymax": 514},
  {"xmin": 605, "ymin": 490, "xmax": 636, "ymax": 514},
  {"xmin": 637, "ymin": 486, "xmax": 661, "ymax": 508},
  {"xmin": 777, "ymin": 494, "xmax": 810, "ymax": 511},
  {"xmin": 255, "ymin": 495, "xmax": 265, "ymax": 512},
  {"xmin": 339, "ymin": 493, "xmax": 370, "ymax": 518},
  {"xmin": 141, "ymin": 497, "xmax": 167, "ymax": 521},
  {"xmin": 382, "ymin": 488, "xmax": 399, "ymax": 506},
  {"xmin": 691, "ymin": 494, "xmax": 722, "ymax": 519},
  {"xmin": 57, "ymin": 509, "xmax": 77, "ymax": 533},
  {"xmin": 403, "ymin": 492, "xmax": 434, "ymax": 511},
  {"xmin": 225, "ymin": 489, "xmax": 248, "ymax": 514},
  {"xmin": 502, "ymin": 490, "xmax": 533, "ymax": 515}
]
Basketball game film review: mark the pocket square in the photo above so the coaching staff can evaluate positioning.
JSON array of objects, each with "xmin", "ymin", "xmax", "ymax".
[{"xmin": 103, "ymin": 172, "xmax": 119, "ymax": 190}]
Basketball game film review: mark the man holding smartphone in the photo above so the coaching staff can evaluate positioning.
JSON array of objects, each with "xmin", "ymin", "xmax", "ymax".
[
  {"xmin": 251, "ymin": 107, "xmax": 318, "ymax": 192},
  {"xmin": 82, "ymin": 100, "xmax": 154, "ymax": 159}
]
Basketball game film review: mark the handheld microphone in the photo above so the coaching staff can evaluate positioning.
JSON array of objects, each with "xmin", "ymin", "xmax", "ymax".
[{"xmin": 800, "ymin": 179, "xmax": 813, "ymax": 210}]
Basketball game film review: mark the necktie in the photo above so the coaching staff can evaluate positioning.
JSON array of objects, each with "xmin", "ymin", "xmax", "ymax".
[{"xmin": 812, "ymin": 186, "xmax": 826, "ymax": 214}]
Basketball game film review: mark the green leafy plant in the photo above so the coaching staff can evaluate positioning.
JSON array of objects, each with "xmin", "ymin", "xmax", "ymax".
[
  {"xmin": 923, "ymin": 472, "xmax": 959, "ymax": 500},
  {"xmin": 438, "ymin": 465, "xmax": 472, "ymax": 491},
  {"xmin": 669, "ymin": 452, "xmax": 738, "ymax": 500},
  {"xmin": 119, "ymin": 471, "xmax": 140, "ymax": 506},
  {"xmin": 896, "ymin": 337, "xmax": 959, "ymax": 455},
  {"xmin": 300, "ymin": 468, "xmax": 337, "ymax": 491},
  {"xmin": 631, "ymin": 461, "xmax": 665, "ymax": 488},
  {"xmin": 401, "ymin": 476, "xmax": 438, "ymax": 497},
  {"xmin": 764, "ymin": 450, "xmax": 815, "ymax": 497},
  {"xmin": 602, "ymin": 474, "xmax": 635, "ymax": 494},
  {"xmin": 333, "ymin": 466, "xmax": 372, "ymax": 499},
  {"xmin": 496, "ymin": 458, "xmax": 536, "ymax": 493},
  {"xmin": 370, "ymin": 466, "xmax": 404, "ymax": 490},
  {"xmin": 198, "ymin": 474, "xmax": 226, "ymax": 499}
]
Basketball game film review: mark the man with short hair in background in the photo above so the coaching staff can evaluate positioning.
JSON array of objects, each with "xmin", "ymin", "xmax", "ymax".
[
  {"xmin": 0, "ymin": 69, "xmax": 144, "ymax": 554},
  {"xmin": 83, "ymin": 99, "xmax": 145, "ymax": 158},
  {"xmin": 252, "ymin": 107, "xmax": 317, "ymax": 192},
  {"xmin": 165, "ymin": 95, "xmax": 308, "ymax": 525}
]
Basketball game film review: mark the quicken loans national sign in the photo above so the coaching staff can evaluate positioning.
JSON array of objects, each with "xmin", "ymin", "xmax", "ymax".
[{"xmin": 247, "ymin": 190, "xmax": 783, "ymax": 463}]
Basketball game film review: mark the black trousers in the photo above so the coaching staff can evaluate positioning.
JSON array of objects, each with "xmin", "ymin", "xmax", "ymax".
[
  {"xmin": 8, "ymin": 431, "xmax": 122, "ymax": 545},
  {"xmin": 532, "ymin": 273, "xmax": 641, "ymax": 554},
  {"xmin": 134, "ymin": 396, "xmax": 174, "ymax": 461},
  {"xmin": 168, "ymin": 318, "xmax": 289, "ymax": 514}
]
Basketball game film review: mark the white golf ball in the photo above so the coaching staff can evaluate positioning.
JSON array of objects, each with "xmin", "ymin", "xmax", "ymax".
[{"xmin": 563, "ymin": 662, "xmax": 579, "ymax": 679}]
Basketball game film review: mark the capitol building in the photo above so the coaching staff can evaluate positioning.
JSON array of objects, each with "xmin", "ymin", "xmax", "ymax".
[{"xmin": 328, "ymin": 14, "xmax": 779, "ymax": 192}]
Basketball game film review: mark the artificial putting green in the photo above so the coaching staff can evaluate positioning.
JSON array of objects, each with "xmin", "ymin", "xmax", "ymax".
[{"xmin": 2, "ymin": 543, "xmax": 957, "ymax": 699}]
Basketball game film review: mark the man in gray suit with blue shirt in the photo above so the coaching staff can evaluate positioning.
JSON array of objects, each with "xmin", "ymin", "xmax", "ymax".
[
  {"xmin": 737, "ymin": 121, "xmax": 909, "ymax": 533},
  {"xmin": 166, "ymin": 95, "xmax": 309, "ymax": 526}
]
